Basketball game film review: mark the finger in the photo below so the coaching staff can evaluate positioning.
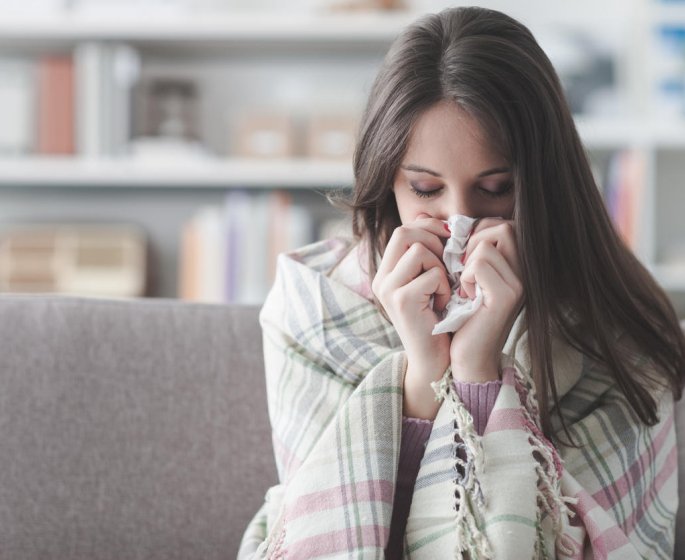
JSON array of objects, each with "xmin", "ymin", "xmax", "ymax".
[
  {"xmin": 464, "ymin": 221, "xmax": 521, "ymax": 280},
  {"xmin": 384, "ymin": 242, "xmax": 448, "ymax": 295},
  {"xmin": 377, "ymin": 223, "xmax": 449, "ymax": 280},
  {"xmin": 415, "ymin": 212, "xmax": 453, "ymax": 237},
  {"xmin": 463, "ymin": 240, "xmax": 520, "ymax": 293},
  {"xmin": 399, "ymin": 265, "xmax": 452, "ymax": 316},
  {"xmin": 460, "ymin": 252, "xmax": 523, "ymax": 308}
]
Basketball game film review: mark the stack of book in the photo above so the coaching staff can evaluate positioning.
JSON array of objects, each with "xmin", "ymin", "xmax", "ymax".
[
  {"xmin": 179, "ymin": 190, "xmax": 349, "ymax": 303},
  {"xmin": 0, "ymin": 56, "xmax": 74, "ymax": 156},
  {"xmin": 0, "ymin": 45, "xmax": 139, "ymax": 157}
]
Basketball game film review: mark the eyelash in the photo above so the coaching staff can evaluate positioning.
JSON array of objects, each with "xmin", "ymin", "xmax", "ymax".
[
  {"xmin": 410, "ymin": 187, "xmax": 438, "ymax": 199},
  {"xmin": 481, "ymin": 182, "xmax": 514, "ymax": 198},
  {"xmin": 409, "ymin": 182, "xmax": 513, "ymax": 199}
]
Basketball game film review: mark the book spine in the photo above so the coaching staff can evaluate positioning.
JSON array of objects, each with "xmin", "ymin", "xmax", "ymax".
[{"xmin": 36, "ymin": 55, "xmax": 75, "ymax": 155}]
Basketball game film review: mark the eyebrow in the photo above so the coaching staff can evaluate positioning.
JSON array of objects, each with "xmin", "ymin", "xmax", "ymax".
[{"xmin": 400, "ymin": 164, "xmax": 511, "ymax": 178}]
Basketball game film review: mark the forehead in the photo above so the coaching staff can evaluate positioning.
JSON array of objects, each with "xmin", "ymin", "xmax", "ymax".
[{"xmin": 402, "ymin": 101, "xmax": 504, "ymax": 171}]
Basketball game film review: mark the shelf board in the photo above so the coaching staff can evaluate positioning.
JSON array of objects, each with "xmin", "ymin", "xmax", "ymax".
[
  {"xmin": 0, "ymin": 11, "xmax": 419, "ymax": 46},
  {"xmin": 0, "ymin": 156, "xmax": 354, "ymax": 188},
  {"xmin": 1, "ymin": 116, "xmax": 685, "ymax": 189},
  {"xmin": 575, "ymin": 116, "xmax": 685, "ymax": 148}
]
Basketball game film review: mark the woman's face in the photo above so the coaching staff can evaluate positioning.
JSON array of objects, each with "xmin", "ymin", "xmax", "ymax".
[{"xmin": 392, "ymin": 100, "xmax": 515, "ymax": 223}]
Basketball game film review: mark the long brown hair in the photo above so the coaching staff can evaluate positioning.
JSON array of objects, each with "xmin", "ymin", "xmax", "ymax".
[{"xmin": 336, "ymin": 6, "xmax": 685, "ymax": 444}]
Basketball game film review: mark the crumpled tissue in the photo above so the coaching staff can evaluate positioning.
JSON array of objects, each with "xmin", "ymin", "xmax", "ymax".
[{"xmin": 432, "ymin": 214, "xmax": 483, "ymax": 335}]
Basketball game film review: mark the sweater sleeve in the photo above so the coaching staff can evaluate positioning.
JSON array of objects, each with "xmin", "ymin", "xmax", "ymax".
[
  {"xmin": 452, "ymin": 379, "xmax": 502, "ymax": 436},
  {"xmin": 385, "ymin": 416, "xmax": 433, "ymax": 559}
]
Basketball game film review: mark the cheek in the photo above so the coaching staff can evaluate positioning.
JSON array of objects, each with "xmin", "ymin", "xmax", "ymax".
[
  {"xmin": 394, "ymin": 190, "xmax": 424, "ymax": 224},
  {"xmin": 501, "ymin": 198, "xmax": 515, "ymax": 220}
]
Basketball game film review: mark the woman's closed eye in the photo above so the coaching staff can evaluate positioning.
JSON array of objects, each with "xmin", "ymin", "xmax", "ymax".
[
  {"xmin": 479, "ymin": 181, "xmax": 513, "ymax": 198},
  {"xmin": 409, "ymin": 181, "xmax": 513, "ymax": 199},
  {"xmin": 409, "ymin": 182, "xmax": 442, "ymax": 198}
]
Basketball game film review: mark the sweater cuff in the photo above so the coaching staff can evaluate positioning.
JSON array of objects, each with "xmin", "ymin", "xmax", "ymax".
[
  {"xmin": 398, "ymin": 416, "xmax": 433, "ymax": 487},
  {"xmin": 451, "ymin": 379, "xmax": 502, "ymax": 436}
]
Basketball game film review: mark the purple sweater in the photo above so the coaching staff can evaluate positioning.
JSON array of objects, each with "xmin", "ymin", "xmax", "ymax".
[{"xmin": 385, "ymin": 379, "xmax": 502, "ymax": 558}]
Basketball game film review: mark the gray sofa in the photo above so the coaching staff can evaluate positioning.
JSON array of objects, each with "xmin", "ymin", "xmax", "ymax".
[{"xmin": 0, "ymin": 294, "xmax": 682, "ymax": 559}]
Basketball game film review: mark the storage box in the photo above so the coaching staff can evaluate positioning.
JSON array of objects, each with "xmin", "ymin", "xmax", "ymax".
[
  {"xmin": 0, "ymin": 225, "xmax": 148, "ymax": 298},
  {"xmin": 234, "ymin": 113, "xmax": 297, "ymax": 158},
  {"xmin": 305, "ymin": 114, "xmax": 358, "ymax": 159}
]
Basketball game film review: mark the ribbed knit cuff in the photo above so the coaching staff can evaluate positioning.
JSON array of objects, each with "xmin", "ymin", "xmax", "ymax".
[
  {"xmin": 385, "ymin": 416, "xmax": 433, "ymax": 559},
  {"xmin": 397, "ymin": 416, "xmax": 433, "ymax": 487},
  {"xmin": 452, "ymin": 379, "xmax": 502, "ymax": 436}
]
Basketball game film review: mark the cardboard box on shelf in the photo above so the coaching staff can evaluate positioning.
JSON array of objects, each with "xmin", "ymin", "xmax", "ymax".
[
  {"xmin": 305, "ymin": 113, "xmax": 358, "ymax": 160},
  {"xmin": 234, "ymin": 113, "xmax": 297, "ymax": 159},
  {"xmin": 0, "ymin": 225, "xmax": 148, "ymax": 298}
]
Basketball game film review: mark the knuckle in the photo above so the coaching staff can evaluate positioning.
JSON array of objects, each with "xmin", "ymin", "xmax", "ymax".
[
  {"xmin": 424, "ymin": 266, "xmax": 440, "ymax": 283},
  {"xmin": 506, "ymin": 281, "xmax": 523, "ymax": 303},
  {"xmin": 371, "ymin": 276, "xmax": 380, "ymax": 296},
  {"xmin": 371, "ymin": 278, "xmax": 389, "ymax": 304},
  {"xmin": 408, "ymin": 241, "xmax": 423, "ymax": 255},
  {"xmin": 501, "ymin": 221, "xmax": 514, "ymax": 235},
  {"xmin": 393, "ymin": 287, "xmax": 412, "ymax": 310},
  {"xmin": 394, "ymin": 225, "xmax": 410, "ymax": 243},
  {"xmin": 513, "ymin": 280, "xmax": 524, "ymax": 299},
  {"xmin": 470, "ymin": 256, "xmax": 486, "ymax": 270}
]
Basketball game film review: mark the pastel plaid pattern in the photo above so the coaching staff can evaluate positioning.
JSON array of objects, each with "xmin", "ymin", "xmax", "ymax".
[{"xmin": 238, "ymin": 238, "xmax": 677, "ymax": 559}]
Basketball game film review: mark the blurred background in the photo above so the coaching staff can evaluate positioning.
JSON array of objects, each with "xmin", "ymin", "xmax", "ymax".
[{"xmin": 0, "ymin": 0, "xmax": 684, "ymax": 317}]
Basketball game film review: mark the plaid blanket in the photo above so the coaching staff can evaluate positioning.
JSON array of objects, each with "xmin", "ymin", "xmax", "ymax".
[{"xmin": 238, "ymin": 237, "xmax": 678, "ymax": 559}]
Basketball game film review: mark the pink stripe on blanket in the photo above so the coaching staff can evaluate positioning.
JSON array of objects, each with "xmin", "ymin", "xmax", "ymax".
[
  {"xmin": 479, "ymin": 367, "xmax": 527, "ymax": 434},
  {"xmin": 272, "ymin": 433, "xmax": 303, "ymax": 482},
  {"xmin": 621, "ymin": 445, "xmax": 677, "ymax": 535},
  {"xmin": 284, "ymin": 525, "xmax": 389, "ymax": 559},
  {"xmin": 571, "ymin": 488, "xmax": 633, "ymax": 558},
  {"xmin": 286, "ymin": 479, "xmax": 394, "ymax": 520},
  {"xmin": 482, "ymin": 405, "xmax": 526, "ymax": 433},
  {"xmin": 590, "ymin": 412, "xmax": 674, "ymax": 511}
]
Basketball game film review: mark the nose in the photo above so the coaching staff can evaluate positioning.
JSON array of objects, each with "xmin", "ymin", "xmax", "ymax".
[{"xmin": 434, "ymin": 189, "xmax": 473, "ymax": 221}]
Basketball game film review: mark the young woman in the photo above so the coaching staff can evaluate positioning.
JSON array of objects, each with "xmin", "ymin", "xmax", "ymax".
[{"xmin": 239, "ymin": 6, "xmax": 684, "ymax": 559}]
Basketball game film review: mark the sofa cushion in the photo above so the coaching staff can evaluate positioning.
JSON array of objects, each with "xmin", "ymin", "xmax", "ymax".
[{"xmin": 0, "ymin": 294, "xmax": 277, "ymax": 560}]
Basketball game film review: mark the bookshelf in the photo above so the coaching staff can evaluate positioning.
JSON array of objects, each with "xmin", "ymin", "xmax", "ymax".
[
  {"xmin": 0, "ymin": 0, "xmax": 684, "ymax": 315},
  {"xmin": 0, "ymin": 12, "xmax": 417, "ymax": 44},
  {"xmin": 0, "ymin": 157, "xmax": 353, "ymax": 188}
]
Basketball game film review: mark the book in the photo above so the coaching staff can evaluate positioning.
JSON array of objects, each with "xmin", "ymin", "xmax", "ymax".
[
  {"xmin": 179, "ymin": 192, "xmax": 318, "ymax": 303},
  {"xmin": 179, "ymin": 220, "xmax": 199, "ymax": 300},
  {"xmin": 605, "ymin": 149, "xmax": 645, "ymax": 252},
  {"xmin": 195, "ymin": 205, "xmax": 226, "ymax": 303},
  {"xmin": 0, "ymin": 58, "xmax": 34, "ymax": 155},
  {"xmin": 36, "ymin": 55, "xmax": 75, "ymax": 155},
  {"xmin": 75, "ymin": 42, "xmax": 141, "ymax": 157}
]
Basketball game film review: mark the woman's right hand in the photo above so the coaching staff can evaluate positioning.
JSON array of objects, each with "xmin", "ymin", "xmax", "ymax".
[{"xmin": 371, "ymin": 216, "xmax": 452, "ymax": 417}]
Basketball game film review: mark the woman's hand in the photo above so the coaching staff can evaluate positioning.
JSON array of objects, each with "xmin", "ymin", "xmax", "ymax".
[
  {"xmin": 450, "ymin": 217, "xmax": 525, "ymax": 383},
  {"xmin": 371, "ymin": 215, "xmax": 452, "ymax": 417}
]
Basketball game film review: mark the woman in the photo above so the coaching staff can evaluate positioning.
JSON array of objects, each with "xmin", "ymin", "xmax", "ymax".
[{"xmin": 239, "ymin": 6, "xmax": 684, "ymax": 559}]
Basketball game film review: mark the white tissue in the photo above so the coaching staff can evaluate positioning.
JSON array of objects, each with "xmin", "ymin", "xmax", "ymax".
[{"xmin": 432, "ymin": 214, "xmax": 484, "ymax": 335}]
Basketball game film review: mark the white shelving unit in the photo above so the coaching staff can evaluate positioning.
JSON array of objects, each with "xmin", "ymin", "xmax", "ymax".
[
  {"xmin": 0, "ymin": 1, "xmax": 684, "ymax": 307},
  {"xmin": 0, "ymin": 156, "xmax": 354, "ymax": 188},
  {"xmin": 0, "ymin": 12, "xmax": 418, "ymax": 44}
]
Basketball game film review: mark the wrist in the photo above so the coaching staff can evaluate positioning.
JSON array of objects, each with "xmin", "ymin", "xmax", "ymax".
[
  {"xmin": 403, "ymin": 360, "xmax": 449, "ymax": 420},
  {"xmin": 451, "ymin": 356, "xmax": 500, "ymax": 383}
]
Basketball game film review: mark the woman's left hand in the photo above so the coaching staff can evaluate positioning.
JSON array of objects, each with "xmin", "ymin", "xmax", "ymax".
[{"xmin": 449, "ymin": 217, "xmax": 525, "ymax": 383}]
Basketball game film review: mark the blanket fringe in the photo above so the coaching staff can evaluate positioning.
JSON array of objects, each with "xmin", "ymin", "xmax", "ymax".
[
  {"xmin": 510, "ymin": 363, "xmax": 579, "ymax": 558},
  {"xmin": 431, "ymin": 367, "xmax": 493, "ymax": 559}
]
